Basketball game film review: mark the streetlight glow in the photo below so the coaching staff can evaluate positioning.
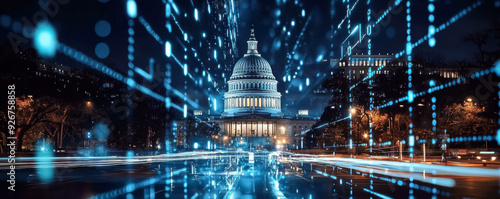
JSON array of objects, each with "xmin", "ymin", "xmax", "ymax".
[{"xmin": 350, "ymin": 108, "xmax": 356, "ymax": 115}]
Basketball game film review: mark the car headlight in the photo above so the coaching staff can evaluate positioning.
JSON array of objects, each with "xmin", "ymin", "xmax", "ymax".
[
  {"xmin": 477, "ymin": 156, "xmax": 481, "ymax": 160},
  {"xmin": 492, "ymin": 157, "xmax": 497, "ymax": 161}
]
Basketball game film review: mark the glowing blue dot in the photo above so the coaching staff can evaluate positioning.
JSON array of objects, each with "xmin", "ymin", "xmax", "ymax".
[
  {"xmin": 386, "ymin": 27, "xmax": 396, "ymax": 38},
  {"xmin": 127, "ymin": 0, "xmax": 137, "ymax": 18},
  {"xmin": 275, "ymin": 9, "xmax": 281, "ymax": 17},
  {"xmin": 194, "ymin": 8, "xmax": 199, "ymax": 21},
  {"xmin": 428, "ymin": 4, "xmax": 435, "ymax": 12},
  {"xmin": 408, "ymin": 90, "xmax": 414, "ymax": 103},
  {"xmin": 429, "ymin": 80, "xmax": 435, "ymax": 87},
  {"xmin": 0, "ymin": 15, "xmax": 11, "ymax": 28},
  {"xmin": 166, "ymin": 4, "xmax": 171, "ymax": 18},
  {"xmin": 126, "ymin": 78, "xmax": 136, "ymax": 87},
  {"xmin": 428, "ymin": 14, "xmax": 434, "ymax": 23},
  {"xmin": 494, "ymin": 60, "xmax": 500, "ymax": 76},
  {"xmin": 429, "ymin": 37, "xmax": 436, "ymax": 47},
  {"xmin": 165, "ymin": 41, "xmax": 171, "ymax": 57},
  {"xmin": 95, "ymin": 20, "xmax": 111, "ymax": 37},
  {"xmin": 12, "ymin": 21, "xmax": 22, "ymax": 33},
  {"xmin": 33, "ymin": 22, "xmax": 57, "ymax": 58},
  {"xmin": 95, "ymin": 42, "xmax": 110, "ymax": 59}
]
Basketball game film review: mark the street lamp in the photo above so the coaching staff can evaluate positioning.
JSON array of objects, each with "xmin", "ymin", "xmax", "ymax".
[
  {"xmin": 467, "ymin": 98, "xmax": 472, "ymax": 102},
  {"xmin": 350, "ymin": 108, "xmax": 356, "ymax": 115}
]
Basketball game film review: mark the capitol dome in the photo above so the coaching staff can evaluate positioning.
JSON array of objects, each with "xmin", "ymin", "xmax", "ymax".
[{"xmin": 222, "ymin": 26, "xmax": 283, "ymax": 117}]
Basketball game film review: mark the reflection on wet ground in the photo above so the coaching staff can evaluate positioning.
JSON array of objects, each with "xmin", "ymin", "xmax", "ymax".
[{"xmin": 2, "ymin": 152, "xmax": 500, "ymax": 199}]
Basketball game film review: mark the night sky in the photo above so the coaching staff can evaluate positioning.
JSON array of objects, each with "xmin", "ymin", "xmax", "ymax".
[{"xmin": 0, "ymin": 0, "xmax": 499, "ymax": 116}]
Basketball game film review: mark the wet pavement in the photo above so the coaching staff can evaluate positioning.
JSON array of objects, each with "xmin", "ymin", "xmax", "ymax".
[{"xmin": 2, "ymin": 151, "xmax": 500, "ymax": 199}]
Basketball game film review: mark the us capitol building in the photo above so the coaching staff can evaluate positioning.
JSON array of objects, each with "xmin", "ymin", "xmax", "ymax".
[{"xmin": 176, "ymin": 27, "xmax": 316, "ymax": 150}]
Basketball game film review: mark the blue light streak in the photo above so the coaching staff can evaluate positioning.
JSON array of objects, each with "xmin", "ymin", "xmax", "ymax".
[
  {"xmin": 33, "ymin": 22, "xmax": 57, "ymax": 58},
  {"xmin": 194, "ymin": 8, "xmax": 199, "ymax": 21}
]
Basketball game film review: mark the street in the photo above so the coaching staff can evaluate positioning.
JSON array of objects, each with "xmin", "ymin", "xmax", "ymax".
[{"xmin": 1, "ymin": 151, "xmax": 499, "ymax": 199}]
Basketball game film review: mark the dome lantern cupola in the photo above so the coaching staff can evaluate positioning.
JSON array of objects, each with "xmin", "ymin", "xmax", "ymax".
[{"xmin": 247, "ymin": 25, "xmax": 258, "ymax": 55}]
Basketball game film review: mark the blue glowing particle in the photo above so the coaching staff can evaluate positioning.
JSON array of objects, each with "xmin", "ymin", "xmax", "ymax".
[
  {"xmin": 386, "ymin": 27, "xmax": 396, "ymax": 38},
  {"xmin": 496, "ymin": 129, "xmax": 500, "ymax": 145},
  {"xmin": 183, "ymin": 104, "xmax": 187, "ymax": 118},
  {"xmin": 95, "ymin": 20, "xmax": 111, "ymax": 37},
  {"xmin": 408, "ymin": 90, "xmax": 414, "ymax": 103},
  {"xmin": 429, "ymin": 37, "xmax": 436, "ymax": 47},
  {"xmin": 126, "ymin": 78, "xmax": 136, "ymax": 87},
  {"xmin": 33, "ymin": 22, "xmax": 57, "ymax": 58},
  {"xmin": 213, "ymin": 98, "xmax": 217, "ymax": 111},
  {"xmin": 494, "ymin": 60, "xmax": 500, "ymax": 76},
  {"xmin": 429, "ymin": 80, "xmax": 435, "ymax": 87},
  {"xmin": 0, "ymin": 15, "xmax": 11, "ymax": 28},
  {"xmin": 95, "ymin": 42, "xmax": 110, "ymax": 59},
  {"xmin": 194, "ymin": 8, "xmax": 199, "ymax": 21},
  {"xmin": 428, "ymin": 4, "xmax": 435, "ymax": 12},
  {"xmin": 13, "ymin": 21, "xmax": 22, "ymax": 33},
  {"xmin": 127, "ymin": 0, "xmax": 137, "ymax": 18},
  {"xmin": 35, "ymin": 140, "xmax": 54, "ymax": 183}
]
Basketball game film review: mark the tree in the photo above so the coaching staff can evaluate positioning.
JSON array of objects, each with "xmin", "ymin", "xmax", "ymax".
[
  {"xmin": 439, "ymin": 103, "xmax": 495, "ymax": 137},
  {"xmin": 15, "ymin": 96, "xmax": 60, "ymax": 150}
]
